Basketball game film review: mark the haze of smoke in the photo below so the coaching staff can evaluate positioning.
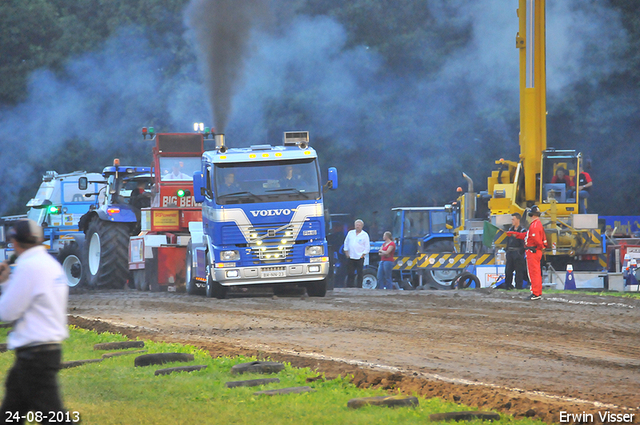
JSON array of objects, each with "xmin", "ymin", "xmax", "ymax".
[
  {"xmin": 184, "ymin": 0, "xmax": 267, "ymax": 133},
  {"xmin": 0, "ymin": 28, "xmax": 207, "ymax": 216},
  {"xmin": 0, "ymin": 0, "xmax": 634, "ymax": 218}
]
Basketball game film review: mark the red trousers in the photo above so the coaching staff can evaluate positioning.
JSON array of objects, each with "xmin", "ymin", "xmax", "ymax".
[{"xmin": 526, "ymin": 250, "xmax": 543, "ymax": 296}]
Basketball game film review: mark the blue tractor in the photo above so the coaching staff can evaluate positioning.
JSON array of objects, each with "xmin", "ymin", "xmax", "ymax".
[
  {"xmin": 0, "ymin": 171, "xmax": 105, "ymax": 289},
  {"xmin": 78, "ymin": 161, "xmax": 152, "ymax": 289},
  {"xmin": 365, "ymin": 207, "xmax": 458, "ymax": 290}
]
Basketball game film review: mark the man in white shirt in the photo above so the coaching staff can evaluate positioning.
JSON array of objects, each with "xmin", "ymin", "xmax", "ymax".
[
  {"xmin": 0, "ymin": 219, "xmax": 72, "ymax": 423},
  {"xmin": 343, "ymin": 219, "xmax": 370, "ymax": 288}
]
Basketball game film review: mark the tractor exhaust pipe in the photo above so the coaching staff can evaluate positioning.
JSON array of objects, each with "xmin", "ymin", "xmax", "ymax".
[{"xmin": 462, "ymin": 172, "xmax": 476, "ymax": 222}]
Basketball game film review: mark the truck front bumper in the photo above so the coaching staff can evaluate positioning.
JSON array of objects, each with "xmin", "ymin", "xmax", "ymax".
[{"xmin": 212, "ymin": 262, "xmax": 329, "ymax": 286}]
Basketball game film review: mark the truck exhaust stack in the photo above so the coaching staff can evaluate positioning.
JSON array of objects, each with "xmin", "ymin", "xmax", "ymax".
[{"xmin": 215, "ymin": 134, "xmax": 227, "ymax": 153}]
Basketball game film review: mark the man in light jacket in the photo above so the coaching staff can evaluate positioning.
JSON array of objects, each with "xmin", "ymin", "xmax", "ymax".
[
  {"xmin": 343, "ymin": 219, "xmax": 370, "ymax": 288},
  {"xmin": 0, "ymin": 219, "xmax": 73, "ymax": 423}
]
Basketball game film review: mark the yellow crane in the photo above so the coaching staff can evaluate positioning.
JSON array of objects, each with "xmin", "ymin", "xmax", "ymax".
[{"xmin": 455, "ymin": 0, "xmax": 605, "ymax": 271}]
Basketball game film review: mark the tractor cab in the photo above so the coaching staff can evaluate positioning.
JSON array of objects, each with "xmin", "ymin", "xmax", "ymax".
[{"xmin": 391, "ymin": 207, "xmax": 456, "ymax": 256}]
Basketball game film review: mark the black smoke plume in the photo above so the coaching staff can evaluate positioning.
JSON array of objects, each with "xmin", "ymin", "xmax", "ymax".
[{"xmin": 184, "ymin": 0, "xmax": 267, "ymax": 132}]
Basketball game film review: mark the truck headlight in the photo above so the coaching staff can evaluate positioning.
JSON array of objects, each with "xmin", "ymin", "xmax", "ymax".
[
  {"xmin": 221, "ymin": 250, "xmax": 240, "ymax": 261},
  {"xmin": 305, "ymin": 245, "xmax": 324, "ymax": 256}
]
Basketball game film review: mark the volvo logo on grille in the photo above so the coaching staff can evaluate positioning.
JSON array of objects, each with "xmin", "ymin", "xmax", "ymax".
[{"xmin": 250, "ymin": 209, "xmax": 292, "ymax": 217}]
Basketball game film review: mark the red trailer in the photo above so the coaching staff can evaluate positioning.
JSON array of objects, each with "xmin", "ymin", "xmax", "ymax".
[{"xmin": 129, "ymin": 128, "xmax": 205, "ymax": 291}]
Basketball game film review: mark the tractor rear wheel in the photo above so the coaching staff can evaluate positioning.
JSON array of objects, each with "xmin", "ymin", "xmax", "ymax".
[
  {"xmin": 85, "ymin": 218, "xmax": 130, "ymax": 289},
  {"xmin": 422, "ymin": 240, "xmax": 457, "ymax": 290}
]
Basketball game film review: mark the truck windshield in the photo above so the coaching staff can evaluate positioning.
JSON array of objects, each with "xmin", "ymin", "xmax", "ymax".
[
  {"xmin": 159, "ymin": 157, "xmax": 201, "ymax": 181},
  {"xmin": 214, "ymin": 158, "xmax": 321, "ymax": 205},
  {"xmin": 26, "ymin": 185, "xmax": 54, "ymax": 207}
]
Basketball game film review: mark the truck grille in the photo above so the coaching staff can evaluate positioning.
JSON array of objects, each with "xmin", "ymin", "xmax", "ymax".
[{"xmin": 245, "ymin": 224, "xmax": 295, "ymax": 263}]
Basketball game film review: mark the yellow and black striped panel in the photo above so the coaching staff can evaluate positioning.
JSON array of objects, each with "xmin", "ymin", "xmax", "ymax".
[
  {"xmin": 598, "ymin": 254, "xmax": 607, "ymax": 269},
  {"xmin": 588, "ymin": 229, "xmax": 602, "ymax": 246},
  {"xmin": 493, "ymin": 229, "xmax": 508, "ymax": 246},
  {"xmin": 392, "ymin": 253, "xmax": 495, "ymax": 270}
]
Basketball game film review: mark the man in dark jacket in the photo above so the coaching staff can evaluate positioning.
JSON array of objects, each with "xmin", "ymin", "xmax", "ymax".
[{"xmin": 504, "ymin": 212, "xmax": 527, "ymax": 290}]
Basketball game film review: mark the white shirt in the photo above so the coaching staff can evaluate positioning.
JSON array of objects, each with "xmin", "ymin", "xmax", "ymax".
[
  {"xmin": 0, "ymin": 246, "xmax": 69, "ymax": 350},
  {"xmin": 343, "ymin": 229, "xmax": 370, "ymax": 260}
]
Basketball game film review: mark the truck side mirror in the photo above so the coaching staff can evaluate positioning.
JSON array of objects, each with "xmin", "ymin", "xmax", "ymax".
[
  {"xmin": 193, "ymin": 172, "xmax": 205, "ymax": 204},
  {"xmin": 78, "ymin": 177, "xmax": 88, "ymax": 191},
  {"xmin": 328, "ymin": 167, "xmax": 338, "ymax": 190}
]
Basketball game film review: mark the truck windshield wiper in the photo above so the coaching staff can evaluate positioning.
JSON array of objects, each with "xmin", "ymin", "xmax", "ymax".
[
  {"xmin": 217, "ymin": 191, "xmax": 264, "ymax": 202},
  {"xmin": 265, "ymin": 188, "xmax": 304, "ymax": 194}
]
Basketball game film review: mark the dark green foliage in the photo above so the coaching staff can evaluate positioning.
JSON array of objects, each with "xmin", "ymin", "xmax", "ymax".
[{"xmin": 1, "ymin": 0, "xmax": 639, "ymax": 220}]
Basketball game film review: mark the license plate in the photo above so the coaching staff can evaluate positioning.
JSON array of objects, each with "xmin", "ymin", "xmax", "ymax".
[{"xmin": 261, "ymin": 271, "xmax": 286, "ymax": 278}]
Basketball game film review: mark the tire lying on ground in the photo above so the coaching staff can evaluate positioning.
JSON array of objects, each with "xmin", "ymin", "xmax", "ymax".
[
  {"xmin": 94, "ymin": 341, "xmax": 145, "ymax": 351},
  {"xmin": 230, "ymin": 361, "xmax": 285, "ymax": 375},
  {"xmin": 154, "ymin": 365, "xmax": 207, "ymax": 376},
  {"xmin": 226, "ymin": 378, "xmax": 280, "ymax": 388},
  {"xmin": 61, "ymin": 358, "xmax": 103, "ymax": 369},
  {"xmin": 429, "ymin": 411, "xmax": 501, "ymax": 422},
  {"xmin": 134, "ymin": 353, "xmax": 195, "ymax": 367},
  {"xmin": 85, "ymin": 217, "xmax": 131, "ymax": 289},
  {"xmin": 347, "ymin": 395, "xmax": 419, "ymax": 409},
  {"xmin": 452, "ymin": 271, "xmax": 481, "ymax": 289}
]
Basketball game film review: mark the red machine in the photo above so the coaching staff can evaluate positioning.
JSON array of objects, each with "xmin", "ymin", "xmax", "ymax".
[{"xmin": 129, "ymin": 128, "xmax": 205, "ymax": 291}]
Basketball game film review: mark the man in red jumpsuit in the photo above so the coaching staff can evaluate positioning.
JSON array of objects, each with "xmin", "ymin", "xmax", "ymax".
[{"xmin": 524, "ymin": 205, "xmax": 547, "ymax": 300}]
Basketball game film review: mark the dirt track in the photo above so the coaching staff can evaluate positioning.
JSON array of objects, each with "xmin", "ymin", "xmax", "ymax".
[{"xmin": 67, "ymin": 288, "xmax": 640, "ymax": 423}]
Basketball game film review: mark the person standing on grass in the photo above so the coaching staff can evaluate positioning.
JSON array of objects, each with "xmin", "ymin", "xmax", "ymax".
[
  {"xmin": 376, "ymin": 231, "xmax": 398, "ymax": 290},
  {"xmin": 0, "ymin": 219, "xmax": 73, "ymax": 424},
  {"xmin": 343, "ymin": 219, "xmax": 370, "ymax": 288}
]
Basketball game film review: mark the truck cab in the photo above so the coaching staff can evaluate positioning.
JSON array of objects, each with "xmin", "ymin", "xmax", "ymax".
[{"xmin": 188, "ymin": 131, "xmax": 337, "ymax": 298}]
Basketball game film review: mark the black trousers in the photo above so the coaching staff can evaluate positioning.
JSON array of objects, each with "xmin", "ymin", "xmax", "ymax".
[
  {"xmin": 1, "ymin": 347, "xmax": 73, "ymax": 424},
  {"xmin": 504, "ymin": 251, "xmax": 527, "ymax": 290},
  {"xmin": 346, "ymin": 258, "xmax": 364, "ymax": 288}
]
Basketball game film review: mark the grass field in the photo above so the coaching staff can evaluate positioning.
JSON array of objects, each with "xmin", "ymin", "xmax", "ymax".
[{"xmin": 0, "ymin": 326, "xmax": 545, "ymax": 425}]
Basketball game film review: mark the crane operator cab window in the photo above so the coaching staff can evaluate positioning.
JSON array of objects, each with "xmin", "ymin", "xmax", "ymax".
[{"xmin": 541, "ymin": 151, "xmax": 579, "ymax": 204}]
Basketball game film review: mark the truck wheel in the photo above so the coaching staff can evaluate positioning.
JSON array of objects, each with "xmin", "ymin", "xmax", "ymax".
[
  {"xmin": 206, "ymin": 270, "xmax": 227, "ymax": 299},
  {"xmin": 85, "ymin": 218, "xmax": 130, "ymax": 289},
  {"xmin": 133, "ymin": 269, "xmax": 148, "ymax": 291},
  {"xmin": 185, "ymin": 242, "xmax": 203, "ymax": 295},
  {"xmin": 304, "ymin": 277, "xmax": 327, "ymax": 297},
  {"xmin": 58, "ymin": 242, "xmax": 85, "ymax": 290},
  {"xmin": 361, "ymin": 266, "xmax": 378, "ymax": 289}
]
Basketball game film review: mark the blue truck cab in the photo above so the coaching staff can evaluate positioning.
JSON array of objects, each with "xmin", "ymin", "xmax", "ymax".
[{"xmin": 187, "ymin": 131, "xmax": 337, "ymax": 299}]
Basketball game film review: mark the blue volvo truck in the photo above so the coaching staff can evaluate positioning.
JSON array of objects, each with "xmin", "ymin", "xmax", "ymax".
[{"xmin": 186, "ymin": 131, "xmax": 337, "ymax": 299}]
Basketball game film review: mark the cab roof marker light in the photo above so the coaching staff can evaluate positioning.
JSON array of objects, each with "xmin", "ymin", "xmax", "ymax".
[{"xmin": 275, "ymin": 152, "xmax": 283, "ymax": 157}]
